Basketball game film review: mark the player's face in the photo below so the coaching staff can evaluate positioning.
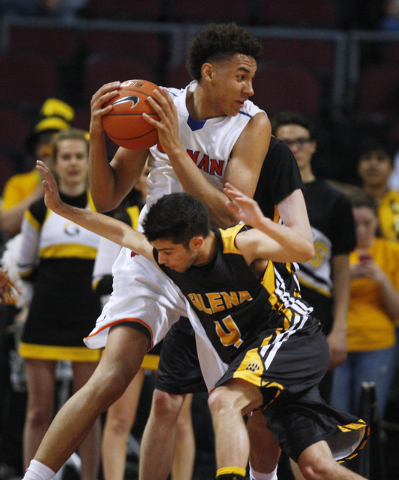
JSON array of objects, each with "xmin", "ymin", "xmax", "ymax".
[
  {"xmin": 352, "ymin": 206, "xmax": 379, "ymax": 248},
  {"xmin": 357, "ymin": 151, "xmax": 393, "ymax": 188},
  {"xmin": 275, "ymin": 124, "xmax": 316, "ymax": 172},
  {"xmin": 152, "ymin": 239, "xmax": 198, "ymax": 272},
  {"xmin": 209, "ymin": 53, "xmax": 257, "ymax": 117}
]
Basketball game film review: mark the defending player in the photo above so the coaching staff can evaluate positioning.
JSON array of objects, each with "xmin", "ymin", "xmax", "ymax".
[{"xmin": 36, "ymin": 160, "xmax": 369, "ymax": 480}]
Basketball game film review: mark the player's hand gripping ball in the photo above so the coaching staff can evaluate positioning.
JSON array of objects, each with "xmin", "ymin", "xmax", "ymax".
[{"xmin": 102, "ymin": 79, "xmax": 160, "ymax": 150}]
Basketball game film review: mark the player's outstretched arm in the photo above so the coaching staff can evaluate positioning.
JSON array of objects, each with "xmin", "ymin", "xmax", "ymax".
[
  {"xmin": 36, "ymin": 161, "xmax": 153, "ymax": 259},
  {"xmin": 224, "ymin": 182, "xmax": 265, "ymax": 228},
  {"xmin": 224, "ymin": 182, "xmax": 314, "ymax": 263}
]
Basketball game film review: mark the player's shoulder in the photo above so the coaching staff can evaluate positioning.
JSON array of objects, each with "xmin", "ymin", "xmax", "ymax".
[{"xmin": 241, "ymin": 98, "xmax": 266, "ymax": 118}]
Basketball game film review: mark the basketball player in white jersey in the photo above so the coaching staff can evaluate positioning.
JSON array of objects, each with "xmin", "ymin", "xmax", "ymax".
[{"xmin": 22, "ymin": 23, "xmax": 313, "ymax": 480}]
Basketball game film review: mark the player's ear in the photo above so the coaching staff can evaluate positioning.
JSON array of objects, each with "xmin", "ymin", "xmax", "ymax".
[
  {"xmin": 190, "ymin": 236, "xmax": 204, "ymax": 250},
  {"xmin": 201, "ymin": 63, "xmax": 214, "ymax": 83}
]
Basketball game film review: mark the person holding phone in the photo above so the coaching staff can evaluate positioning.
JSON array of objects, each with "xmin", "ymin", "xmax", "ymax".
[{"xmin": 331, "ymin": 190, "xmax": 399, "ymax": 418}]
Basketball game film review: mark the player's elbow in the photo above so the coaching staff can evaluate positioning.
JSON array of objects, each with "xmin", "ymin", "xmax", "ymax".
[
  {"xmin": 300, "ymin": 242, "xmax": 315, "ymax": 262},
  {"xmin": 92, "ymin": 197, "xmax": 120, "ymax": 214},
  {"xmin": 288, "ymin": 242, "xmax": 314, "ymax": 264}
]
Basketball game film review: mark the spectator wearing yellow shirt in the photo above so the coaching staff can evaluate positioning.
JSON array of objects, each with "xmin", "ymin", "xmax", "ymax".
[{"xmin": 331, "ymin": 191, "xmax": 399, "ymax": 418}]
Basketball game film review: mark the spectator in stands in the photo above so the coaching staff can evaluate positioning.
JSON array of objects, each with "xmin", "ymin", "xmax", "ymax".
[
  {"xmin": 356, "ymin": 136, "xmax": 399, "ymax": 242},
  {"xmin": 331, "ymin": 190, "xmax": 399, "ymax": 419},
  {"xmin": 17, "ymin": 129, "xmax": 101, "ymax": 480},
  {"xmin": 272, "ymin": 111, "xmax": 356, "ymax": 403},
  {"xmin": 1, "ymin": 98, "xmax": 73, "ymax": 238}
]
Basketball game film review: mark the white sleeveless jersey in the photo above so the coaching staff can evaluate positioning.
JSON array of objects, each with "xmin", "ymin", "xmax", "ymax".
[{"xmin": 145, "ymin": 80, "xmax": 265, "ymax": 211}]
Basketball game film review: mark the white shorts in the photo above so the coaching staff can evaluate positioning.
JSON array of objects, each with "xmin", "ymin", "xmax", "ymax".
[
  {"xmin": 84, "ymin": 246, "xmax": 229, "ymax": 391},
  {"xmin": 84, "ymin": 248, "xmax": 188, "ymax": 349}
]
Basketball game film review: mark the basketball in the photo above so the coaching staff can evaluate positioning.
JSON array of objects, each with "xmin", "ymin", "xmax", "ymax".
[{"xmin": 102, "ymin": 79, "xmax": 160, "ymax": 150}]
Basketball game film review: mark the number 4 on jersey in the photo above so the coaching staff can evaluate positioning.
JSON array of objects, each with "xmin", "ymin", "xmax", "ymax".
[{"xmin": 215, "ymin": 315, "xmax": 243, "ymax": 348}]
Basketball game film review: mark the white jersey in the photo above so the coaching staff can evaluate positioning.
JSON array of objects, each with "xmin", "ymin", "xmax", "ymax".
[
  {"xmin": 145, "ymin": 80, "xmax": 265, "ymax": 210},
  {"xmin": 85, "ymin": 81, "xmax": 266, "ymax": 381}
]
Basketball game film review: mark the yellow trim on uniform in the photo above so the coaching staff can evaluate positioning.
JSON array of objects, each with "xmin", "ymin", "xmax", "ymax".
[
  {"xmin": 337, "ymin": 420, "xmax": 367, "ymax": 433},
  {"xmin": 233, "ymin": 347, "xmax": 264, "ymax": 386},
  {"xmin": 273, "ymin": 205, "xmax": 280, "ymax": 223},
  {"xmin": 216, "ymin": 467, "xmax": 247, "ymax": 478},
  {"xmin": 220, "ymin": 224, "xmax": 245, "ymax": 254},
  {"xmin": 141, "ymin": 353, "xmax": 160, "ymax": 371},
  {"xmin": 87, "ymin": 191, "xmax": 97, "ymax": 212},
  {"xmin": 39, "ymin": 244, "xmax": 98, "ymax": 259},
  {"xmin": 297, "ymin": 274, "xmax": 332, "ymax": 298},
  {"xmin": 126, "ymin": 205, "xmax": 140, "ymax": 231},
  {"xmin": 24, "ymin": 209, "xmax": 41, "ymax": 231},
  {"xmin": 261, "ymin": 261, "xmax": 278, "ymax": 306},
  {"xmin": 19, "ymin": 342, "xmax": 101, "ymax": 362}
]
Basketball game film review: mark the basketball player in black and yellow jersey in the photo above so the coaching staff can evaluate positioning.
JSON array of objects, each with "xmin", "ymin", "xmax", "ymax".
[{"xmin": 35, "ymin": 160, "xmax": 369, "ymax": 480}]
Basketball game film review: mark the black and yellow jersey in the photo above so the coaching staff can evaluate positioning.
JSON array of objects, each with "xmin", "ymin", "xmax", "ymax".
[{"xmin": 155, "ymin": 224, "xmax": 313, "ymax": 364}]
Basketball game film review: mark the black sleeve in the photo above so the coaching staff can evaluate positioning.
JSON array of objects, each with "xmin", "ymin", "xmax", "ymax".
[
  {"xmin": 28, "ymin": 197, "xmax": 47, "ymax": 226},
  {"xmin": 254, "ymin": 137, "xmax": 304, "ymax": 219},
  {"xmin": 330, "ymin": 193, "xmax": 357, "ymax": 256}
]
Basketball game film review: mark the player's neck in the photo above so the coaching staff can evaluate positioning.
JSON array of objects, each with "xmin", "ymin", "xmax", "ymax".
[
  {"xmin": 194, "ymin": 231, "xmax": 217, "ymax": 266},
  {"xmin": 59, "ymin": 181, "xmax": 87, "ymax": 197},
  {"xmin": 300, "ymin": 165, "xmax": 315, "ymax": 184},
  {"xmin": 187, "ymin": 86, "xmax": 223, "ymax": 121},
  {"xmin": 364, "ymin": 183, "xmax": 390, "ymax": 201}
]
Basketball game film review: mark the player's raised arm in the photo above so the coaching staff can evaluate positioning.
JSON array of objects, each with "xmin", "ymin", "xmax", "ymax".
[
  {"xmin": 36, "ymin": 161, "xmax": 153, "ymax": 260},
  {"xmin": 224, "ymin": 182, "xmax": 314, "ymax": 263},
  {"xmin": 88, "ymin": 81, "xmax": 148, "ymax": 212}
]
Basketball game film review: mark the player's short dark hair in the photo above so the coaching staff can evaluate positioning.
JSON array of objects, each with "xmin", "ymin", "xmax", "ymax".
[
  {"xmin": 271, "ymin": 112, "xmax": 315, "ymax": 140},
  {"xmin": 358, "ymin": 136, "xmax": 396, "ymax": 165},
  {"xmin": 186, "ymin": 23, "xmax": 263, "ymax": 81},
  {"xmin": 143, "ymin": 193, "xmax": 211, "ymax": 247}
]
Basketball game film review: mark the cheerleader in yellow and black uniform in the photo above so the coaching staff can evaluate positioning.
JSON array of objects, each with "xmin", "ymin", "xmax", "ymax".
[{"xmin": 17, "ymin": 129, "xmax": 101, "ymax": 480}]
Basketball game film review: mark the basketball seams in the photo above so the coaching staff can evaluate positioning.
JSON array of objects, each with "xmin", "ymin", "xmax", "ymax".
[
  {"xmin": 108, "ymin": 127, "xmax": 158, "ymax": 141},
  {"xmin": 102, "ymin": 78, "xmax": 160, "ymax": 150}
]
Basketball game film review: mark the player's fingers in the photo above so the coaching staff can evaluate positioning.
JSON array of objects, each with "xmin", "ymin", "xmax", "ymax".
[
  {"xmin": 225, "ymin": 201, "xmax": 239, "ymax": 213},
  {"xmin": 152, "ymin": 90, "xmax": 174, "ymax": 117},
  {"xmin": 160, "ymin": 88, "xmax": 177, "ymax": 112},
  {"xmin": 147, "ymin": 95, "xmax": 167, "ymax": 121}
]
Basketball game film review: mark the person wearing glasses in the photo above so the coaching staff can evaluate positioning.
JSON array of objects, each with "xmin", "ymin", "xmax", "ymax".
[
  {"xmin": 272, "ymin": 112, "xmax": 356, "ymax": 405},
  {"xmin": 272, "ymin": 112, "xmax": 357, "ymax": 480}
]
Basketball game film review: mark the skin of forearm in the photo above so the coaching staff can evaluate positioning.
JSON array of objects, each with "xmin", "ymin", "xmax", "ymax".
[
  {"xmin": 167, "ymin": 146, "xmax": 238, "ymax": 227},
  {"xmin": 379, "ymin": 276, "xmax": 399, "ymax": 319},
  {"xmin": 54, "ymin": 201, "xmax": 144, "ymax": 255},
  {"xmin": 255, "ymin": 217, "xmax": 315, "ymax": 262},
  {"xmin": 88, "ymin": 132, "xmax": 120, "ymax": 213},
  {"xmin": 1, "ymin": 192, "xmax": 43, "ymax": 236}
]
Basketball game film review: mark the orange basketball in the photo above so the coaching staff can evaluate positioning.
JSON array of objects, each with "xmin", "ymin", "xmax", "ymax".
[{"xmin": 102, "ymin": 79, "xmax": 160, "ymax": 150}]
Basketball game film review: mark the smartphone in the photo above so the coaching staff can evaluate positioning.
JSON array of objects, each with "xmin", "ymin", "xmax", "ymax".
[{"xmin": 359, "ymin": 253, "xmax": 372, "ymax": 262}]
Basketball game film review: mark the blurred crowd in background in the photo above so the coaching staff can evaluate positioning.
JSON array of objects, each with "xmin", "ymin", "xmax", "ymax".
[{"xmin": 1, "ymin": 1, "xmax": 399, "ymax": 480}]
